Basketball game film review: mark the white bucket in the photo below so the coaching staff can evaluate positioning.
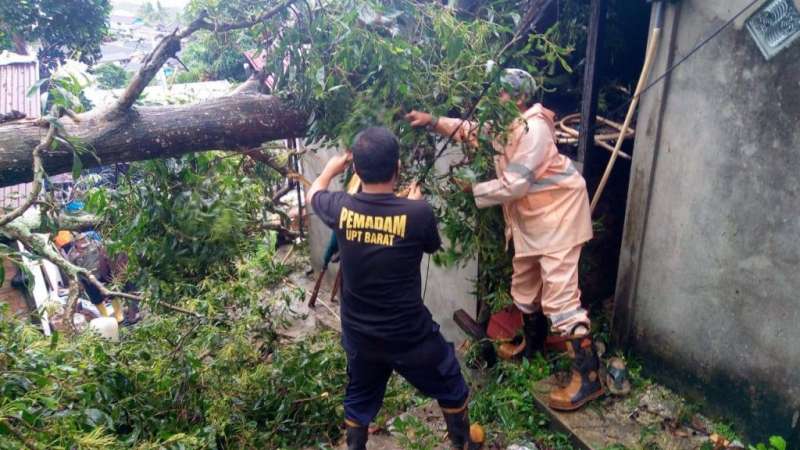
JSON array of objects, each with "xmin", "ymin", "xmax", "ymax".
[{"xmin": 88, "ymin": 317, "xmax": 119, "ymax": 342}]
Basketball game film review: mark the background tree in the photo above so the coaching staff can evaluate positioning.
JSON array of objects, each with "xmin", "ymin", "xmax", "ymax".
[
  {"xmin": 92, "ymin": 62, "xmax": 132, "ymax": 89},
  {"xmin": 0, "ymin": 0, "xmax": 111, "ymax": 75},
  {"xmin": 175, "ymin": 32, "xmax": 252, "ymax": 83}
]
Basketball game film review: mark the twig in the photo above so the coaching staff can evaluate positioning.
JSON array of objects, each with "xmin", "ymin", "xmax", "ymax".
[
  {"xmin": 169, "ymin": 321, "xmax": 203, "ymax": 357},
  {"xmin": 315, "ymin": 297, "xmax": 340, "ymax": 321},
  {"xmin": 0, "ymin": 418, "xmax": 40, "ymax": 450},
  {"xmin": 188, "ymin": 0, "xmax": 300, "ymax": 34},
  {"xmin": 291, "ymin": 392, "xmax": 330, "ymax": 404},
  {"xmin": 280, "ymin": 245, "xmax": 295, "ymax": 265}
]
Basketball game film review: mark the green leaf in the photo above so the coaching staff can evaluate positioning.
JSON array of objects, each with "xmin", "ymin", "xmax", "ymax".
[
  {"xmin": 50, "ymin": 330, "xmax": 59, "ymax": 350},
  {"xmin": 0, "ymin": 263, "xmax": 4, "ymax": 288},
  {"xmin": 769, "ymin": 436, "xmax": 786, "ymax": 450},
  {"xmin": 27, "ymin": 78, "xmax": 49, "ymax": 97},
  {"xmin": 315, "ymin": 66, "xmax": 325, "ymax": 89},
  {"xmin": 72, "ymin": 151, "xmax": 83, "ymax": 179}
]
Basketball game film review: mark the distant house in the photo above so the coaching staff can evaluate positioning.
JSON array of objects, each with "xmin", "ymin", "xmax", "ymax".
[{"xmin": 0, "ymin": 51, "xmax": 41, "ymax": 209}]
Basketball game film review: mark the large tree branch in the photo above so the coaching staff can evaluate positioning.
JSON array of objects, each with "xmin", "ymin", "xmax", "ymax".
[
  {"xmin": 0, "ymin": 95, "xmax": 308, "ymax": 187},
  {"xmin": 105, "ymin": 0, "xmax": 298, "ymax": 119}
]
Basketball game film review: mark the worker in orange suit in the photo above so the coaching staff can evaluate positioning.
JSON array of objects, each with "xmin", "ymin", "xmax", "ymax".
[{"xmin": 406, "ymin": 68, "xmax": 602, "ymax": 411}]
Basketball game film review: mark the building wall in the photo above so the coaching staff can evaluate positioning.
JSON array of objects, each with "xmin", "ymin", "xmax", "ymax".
[
  {"xmin": 302, "ymin": 144, "xmax": 477, "ymax": 344},
  {"xmin": 614, "ymin": 0, "xmax": 800, "ymax": 443}
]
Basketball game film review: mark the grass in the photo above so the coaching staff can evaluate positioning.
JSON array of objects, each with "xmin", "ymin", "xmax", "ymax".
[{"xmin": 468, "ymin": 355, "xmax": 574, "ymax": 449}]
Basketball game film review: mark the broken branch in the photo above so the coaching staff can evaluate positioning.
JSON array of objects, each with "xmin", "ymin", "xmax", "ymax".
[
  {"xmin": 0, "ymin": 125, "xmax": 56, "ymax": 228},
  {"xmin": 106, "ymin": 0, "xmax": 298, "ymax": 119},
  {"xmin": 0, "ymin": 221, "xmax": 206, "ymax": 321}
]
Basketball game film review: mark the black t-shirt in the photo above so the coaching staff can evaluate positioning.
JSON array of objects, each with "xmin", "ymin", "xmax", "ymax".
[{"xmin": 311, "ymin": 190, "xmax": 441, "ymax": 352}]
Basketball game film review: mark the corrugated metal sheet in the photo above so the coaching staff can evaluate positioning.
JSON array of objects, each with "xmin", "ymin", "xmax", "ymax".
[
  {"xmin": 0, "ymin": 54, "xmax": 41, "ymax": 209},
  {"xmin": 0, "ymin": 58, "xmax": 41, "ymax": 119}
]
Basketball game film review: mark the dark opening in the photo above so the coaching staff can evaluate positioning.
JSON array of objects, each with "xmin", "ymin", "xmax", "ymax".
[{"xmin": 542, "ymin": 0, "xmax": 653, "ymax": 337}]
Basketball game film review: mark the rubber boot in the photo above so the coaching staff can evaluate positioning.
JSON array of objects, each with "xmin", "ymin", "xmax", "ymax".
[
  {"xmin": 345, "ymin": 419, "xmax": 368, "ymax": 450},
  {"xmin": 521, "ymin": 310, "xmax": 548, "ymax": 359},
  {"xmin": 548, "ymin": 330, "xmax": 604, "ymax": 411},
  {"xmin": 441, "ymin": 404, "xmax": 485, "ymax": 449}
]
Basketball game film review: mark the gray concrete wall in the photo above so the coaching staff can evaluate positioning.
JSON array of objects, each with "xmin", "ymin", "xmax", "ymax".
[
  {"xmin": 301, "ymin": 144, "xmax": 476, "ymax": 344},
  {"xmin": 614, "ymin": 0, "xmax": 800, "ymax": 443}
]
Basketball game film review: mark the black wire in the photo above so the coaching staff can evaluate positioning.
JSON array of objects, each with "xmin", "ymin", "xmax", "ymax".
[
  {"xmin": 587, "ymin": 0, "xmax": 761, "ymax": 135},
  {"xmin": 422, "ymin": 252, "xmax": 432, "ymax": 301},
  {"xmin": 420, "ymin": 0, "xmax": 760, "ymax": 300}
]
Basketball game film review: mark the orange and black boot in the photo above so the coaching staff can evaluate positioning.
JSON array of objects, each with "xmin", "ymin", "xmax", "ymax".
[
  {"xmin": 441, "ymin": 403, "xmax": 486, "ymax": 449},
  {"xmin": 548, "ymin": 331, "xmax": 604, "ymax": 411},
  {"xmin": 521, "ymin": 311, "xmax": 548, "ymax": 359},
  {"xmin": 345, "ymin": 419, "xmax": 368, "ymax": 450}
]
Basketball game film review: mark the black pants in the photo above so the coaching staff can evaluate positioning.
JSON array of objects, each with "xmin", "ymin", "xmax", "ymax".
[{"xmin": 344, "ymin": 331, "xmax": 469, "ymax": 425}]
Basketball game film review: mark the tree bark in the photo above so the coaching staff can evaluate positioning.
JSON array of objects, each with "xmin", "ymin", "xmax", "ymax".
[{"xmin": 0, "ymin": 94, "xmax": 307, "ymax": 188}]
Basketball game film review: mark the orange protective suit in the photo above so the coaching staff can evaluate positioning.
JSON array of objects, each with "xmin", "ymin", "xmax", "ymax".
[{"xmin": 437, "ymin": 104, "xmax": 592, "ymax": 334}]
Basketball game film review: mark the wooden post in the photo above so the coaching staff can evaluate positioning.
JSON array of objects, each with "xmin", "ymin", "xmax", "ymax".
[
  {"xmin": 577, "ymin": 0, "xmax": 607, "ymax": 191},
  {"xmin": 288, "ymin": 138, "xmax": 304, "ymax": 238}
]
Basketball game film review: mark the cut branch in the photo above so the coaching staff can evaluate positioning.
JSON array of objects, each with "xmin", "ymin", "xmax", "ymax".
[
  {"xmin": 0, "ymin": 95, "xmax": 308, "ymax": 187},
  {"xmin": 243, "ymin": 148, "xmax": 311, "ymax": 187},
  {"xmin": 55, "ymin": 213, "xmax": 99, "ymax": 231},
  {"xmin": 0, "ymin": 221, "xmax": 205, "ymax": 321}
]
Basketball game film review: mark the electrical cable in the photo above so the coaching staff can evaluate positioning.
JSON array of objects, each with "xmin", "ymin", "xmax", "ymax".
[
  {"xmin": 422, "ymin": 253, "xmax": 432, "ymax": 301},
  {"xmin": 589, "ymin": 0, "xmax": 760, "ymax": 210},
  {"xmin": 591, "ymin": 0, "xmax": 761, "ymax": 138}
]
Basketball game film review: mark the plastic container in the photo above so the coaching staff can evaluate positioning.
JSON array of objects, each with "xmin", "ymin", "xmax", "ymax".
[{"xmin": 88, "ymin": 317, "xmax": 119, "ymax": 342}]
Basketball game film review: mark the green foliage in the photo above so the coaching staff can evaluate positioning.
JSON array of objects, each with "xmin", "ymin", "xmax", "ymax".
[
  {"xmin": 0, "ymin": 309, "xmax": 344, "ymax": 449},
  {"xmin": 92, "ymin": 63, "xmax": 131, "ymax": 89},
  {"xmin": 0, "ymin": 0, "xmax": 111, "ymax": 73},
  {"xmin": 176, "ymin": 33, "xmax": 251, "ymax": 83},
  {"xmin": 40, "ymin": 70, "xmax": 95, "ymax": 114},
  {"xmin": 749, "ymin": 436, "xmax": 787, "ymax": 450},
  {"xmin": 254, "ymin": 0, "xmax": 574, "ymax": 311},
  {"xmin": 393, "ymin": 415, "xmax": 438, "ymax": 450},
  {"xmin": 0, "ymin": 233, "xmax": 356, "ymax": 448},
  {"xmin": 87, "ymin": 152, "xmax": 270, "ymax": 298},
  {"xmin": 713, "ymin": 422, "xmax": 740, "ymax": 442},
  {"xmin": 137, "ymin": 1, "xmax": 176, "ymax": 26}
]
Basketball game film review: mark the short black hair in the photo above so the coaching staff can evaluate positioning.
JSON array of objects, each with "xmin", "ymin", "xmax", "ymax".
[{"xmin": 351, "ymin": 127, "xmax": 400, "ymax": 183}]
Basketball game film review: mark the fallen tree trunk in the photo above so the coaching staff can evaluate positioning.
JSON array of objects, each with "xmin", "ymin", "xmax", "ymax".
[{"xmin": 0, "ymin": 94, "xmax": 307, "ymax": 187}]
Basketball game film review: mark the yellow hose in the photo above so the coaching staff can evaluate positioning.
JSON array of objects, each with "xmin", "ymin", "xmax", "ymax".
[{"xmin": 590, "ymin": 25, "xmax": 663, "ymax": 213}]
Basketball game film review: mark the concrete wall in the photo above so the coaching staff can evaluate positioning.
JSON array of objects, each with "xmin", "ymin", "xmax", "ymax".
[
  {"xmin": 301, "ymin": 144, "xmax": 477, "ymax": 344},
  {"xmin": 614, "ymin": 0, "xmax": 800, "ymax": 443}
]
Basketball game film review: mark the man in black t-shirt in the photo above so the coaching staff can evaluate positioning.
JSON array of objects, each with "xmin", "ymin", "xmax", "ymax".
[{"xmin": 307, "ymin": 127, "xmax": 485, "ymax": 450}]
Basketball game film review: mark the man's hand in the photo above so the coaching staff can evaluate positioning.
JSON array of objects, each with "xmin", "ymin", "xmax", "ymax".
[
  {"xmin": 306, "ymin": 151, "xmax": 352, "ymax": 205},
  {"xmin": 325, "ymin": 151, "xmax": 352, "ymax": 175},
  {"xmin": 405, "ymin": 110, "xmax": 434, "ymax": 128},
  {"xmin": 407, "ymin": 182, "xmax": 423, "ymax": 200}
]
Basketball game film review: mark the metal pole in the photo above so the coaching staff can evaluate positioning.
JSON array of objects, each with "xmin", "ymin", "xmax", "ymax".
[{"xmin": 577, "ymin": 0, "xmax": 607, "ymax": 191}]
